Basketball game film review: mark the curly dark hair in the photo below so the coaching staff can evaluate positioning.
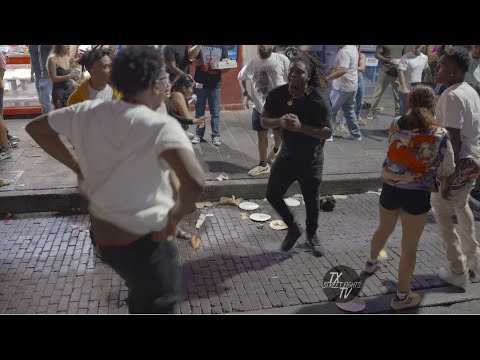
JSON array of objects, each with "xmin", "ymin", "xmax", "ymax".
[
  {"xmin": 111, "ymin": 46, "xmax": 165, "ymax": 98},
  {"xmin": 443, "ymin": 46, "xmax": 470, "ymax": 74},
  {"xmin": 78, "ymin": 48, "xmax": 113, "ymax": 72},
  {"xmin": 291, "ymin": 51, "xmax": 328, "ymax": 96}
]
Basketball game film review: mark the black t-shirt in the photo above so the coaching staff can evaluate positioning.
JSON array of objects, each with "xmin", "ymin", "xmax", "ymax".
[
  {"xmin": 164, "ymin": 45, "xmax": 191, "ymax": 82},
  {"xmin": 193, "ymin": 45, "xmax": 229, "ymax": 90},
  {"xmin": 263, "ymin": 84, "xmax": 332, "ymax": 159}
]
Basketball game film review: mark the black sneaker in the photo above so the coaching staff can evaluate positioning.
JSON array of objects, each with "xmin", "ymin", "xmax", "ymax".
[
  {"xmin": 7, "ymin": 134, "xmax": 19, "ymax": 142},
  {"xmin": 280, "ymin": 223, "xmax": 302, "ymax": 251},
  {"xmin": 306, "ymin": 234, "xmax": 324, "ymax": 257}
]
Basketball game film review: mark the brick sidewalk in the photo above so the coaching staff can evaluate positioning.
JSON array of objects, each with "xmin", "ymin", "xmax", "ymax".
[{"xmin": 3, "ymin": 192, "xmax": 475, "ymax": 314}]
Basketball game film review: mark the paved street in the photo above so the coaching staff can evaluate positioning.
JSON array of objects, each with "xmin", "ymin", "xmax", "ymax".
[{"xmin": 2, "ymin": 193, "xmax": 480, "ymax": 314}]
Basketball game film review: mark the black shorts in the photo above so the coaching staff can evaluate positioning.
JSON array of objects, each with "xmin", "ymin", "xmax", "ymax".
[
  {"xmin": 380, "ymin": 183, "xmax": 431, "ymax": 215},
  {"xmin": 252, "ymin": 108, "xmax": 267, "ymax": 131}
]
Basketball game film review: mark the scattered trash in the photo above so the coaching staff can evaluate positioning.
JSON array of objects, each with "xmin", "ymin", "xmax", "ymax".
[
  {"xmin": 379, "ymin": 249, "xmax": 388, "ymax": 261},
  {"xmin": 219, "ymin": 196, "xmax": 240, "ymax": 206},
  {"xmin": 196, "ymin": 201, "xmax": 214, "ymax": 209},
  {"xmin": 0, "ymin": 178, "xmax": 13, "ymax": 187},
  {"xmin": 284, "ymin": 198, "xmax": 301, "ymax": 207},
  {"xmin": 250, "ymin": 213, "xmax": 272, "ymax": 222},
  {"xmin": 256, "ymin": 223, "xmax": 264, "ymax": 229},
  {"xmin": 205, "ymin": 213, "xmax": 214, "ymax": 217},
  {"xmin": 335, "ymin": 296, "xmax": 366, "ymax": 313},
  {"xmin": 195, "ymin": 214, "xmax": 207, "ymax": 229},
  {"xmin": 240, "ymin": 213, "xmax": 249, "ymax": 220},
  {"xmin": 270, "ymin": 276, "xmax": 279, "ymax": 279},
  {"xmin": 239, "ymin": 202, "xmax": 259, "ymax": 211},
  {"xmin": 367, "ymin": 191, "xmax": 381, "ymax": 196},
  {"xmin": 191, "ymin": 235, "xmax": 203, "ymax": 250},
  {"xmin": 270, "ymin": 220, "xmax": 288, "ymax": 230},
  {"xmin": 262, "ymin": 198, "xmax": 268, "ymax": 202},
  {"xmin": 70, "ymin": 224, "xmax": 84, "ymax": 231},
  {"xmin": 292, "ymin": 194, "xmax": 304, "ymax": 201},
  {"xmin": 18, "ymin": 184, "xmax": 25, "ymax": 187},
  {"xmin": 319, "ymin": 196, "xmax": 336, "ymax": 212},
  {"xmin": 333, "ymin": 195, "xmax": 348, "ymax": 200},
  {"xmin": 177, "ymin": 229, "xmax": 191, "ymax": 240},
  {"xmin": 216, "ymin": 173, "xmax": 230, "ymax": 181}
]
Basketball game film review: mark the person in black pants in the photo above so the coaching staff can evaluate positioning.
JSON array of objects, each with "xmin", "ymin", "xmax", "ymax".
[{"xmin": 261, "ymin": 52, "xmax": 332, "ymax": 256}]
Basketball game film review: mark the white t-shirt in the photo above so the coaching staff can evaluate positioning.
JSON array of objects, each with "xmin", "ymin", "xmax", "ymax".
[
  {"xmin": 332, "ymin": 45, "xmax": 359, "ymax": 92},
  {"xmin": 48, "ymin": 99, "xmax": 194, "ymax": 235},
  {"xmin": 435, "ymin": 82, "xmax": 480, "ymax": 165},
  {"xmin": 237, "ymin": 52, "xmax": 290, "ymax": 112},
  {"xmin": 89, "ymin": 84, "xmax": 114, "ymax": 101},
  {"xmin": 398, "ymin": 52, "xmax": 428, "ymax": 90}
]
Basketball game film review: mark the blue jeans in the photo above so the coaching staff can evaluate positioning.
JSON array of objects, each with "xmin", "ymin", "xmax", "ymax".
[
  {"xmin": 330, "ymin": 89, "xmax": 361, "ymax": 137},
  {"xmin": 355, "ymin": 73, "xmax": 365, "ymax": 117},
  {"xmin": 35, "ymin": 78, "xmax": 53, "ymax": 114},
  {"xmin": 195, "ymin": 87, "xmax": 221, "ymax": 139},
  {"xmin": 399, "ymin": 91, "xmax": 408, "ymax": 117}
]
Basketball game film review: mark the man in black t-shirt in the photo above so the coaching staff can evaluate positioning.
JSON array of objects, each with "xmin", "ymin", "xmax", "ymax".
[
  {"xmin": 261, "ymin": 52, "xmax": 333, "ymax": 257},
  {"xmin": 164, "ymin": 45, "xmax": 191, "ymax": 83},
  {"xmin": 188, "ymin": 45, "xmax": 230, "ymax": 146}
]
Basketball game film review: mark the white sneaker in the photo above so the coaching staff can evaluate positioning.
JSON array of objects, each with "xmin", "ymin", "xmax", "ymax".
[
  {"xmin": 248, "ymin": 164, "xmax": 270, "ymax": 177},
  {"xmin": 363, "ymin": 260, "xmax": 380, "ymax": 275},
  {"xmin": 185, "ymin": 131, "xmax": 195, "ymax": 139},
  {"xmin": 438, "ymin": 267, "xmax": 468, "ymax": 289},
  {"xmin": 390, "ymin": 292, "xmax": 422, "ymax": 311},
  {"xmin": 343, "ymin": 134, "xmax": 363, "ymax": 140},
  {"xmin": 267, "ymin": 145, "xmax": 279, "ymax": 164},
  {"xmin": 367, "ymin": 112, "xmax": 375, "ymax": 120},
  {"xmin": 0, "ymin": 147, "xmax": 13, "ymax": 161},
  {"xmin": 212, "ymin": 137, "xmax": 221, "ymax": 146},
  {"xmin": 357, "ymin": 116, "xmax": 367, "ymax": 126},
  {"xmin": 191, "ymin": 136, "xmax": 201, "ymax": 144},
  {"xmin": 336, "ymin": 123, "xmax": 349, "ymax": 134},
  {"xmin": 326, "ymin": 136, "xmax": 333, "ymax": 142}
]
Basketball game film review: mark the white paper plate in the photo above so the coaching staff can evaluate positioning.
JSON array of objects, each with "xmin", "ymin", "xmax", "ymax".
[
  {"xmin": 239, "ymin": 202, "xmax": 259, "ymax": 211},
  {"xmin": 284, "ymin": 198, "xmax": 301, "ymax": 207},
  {"xmin": 269, "ymin": 220, "xmax": 288, "ymax": 230},
  {"xmin": 250, "ymin": 213, "xmax": 272, "ymax": 222},
  {"xmin": 335, "ymin": 297, "xmax": 366, "ymax": 313}
]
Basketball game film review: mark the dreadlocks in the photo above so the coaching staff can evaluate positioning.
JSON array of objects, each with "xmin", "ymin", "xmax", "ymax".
[{"xmin": 290, "ymin": 50, "xmax": 328, "ymax": 96}]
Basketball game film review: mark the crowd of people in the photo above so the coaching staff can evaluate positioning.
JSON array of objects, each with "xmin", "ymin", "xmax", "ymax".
[{"xmin": 1, "ymin": 44, "xmax": 480, "ymax": 313}]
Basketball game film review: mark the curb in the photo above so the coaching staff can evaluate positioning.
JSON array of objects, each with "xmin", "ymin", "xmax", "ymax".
[{"xmin": 0, "ymin": 173, "xmax": 382, "ymax": 214}]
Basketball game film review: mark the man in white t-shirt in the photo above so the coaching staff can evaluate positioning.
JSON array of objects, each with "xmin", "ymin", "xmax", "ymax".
[
  {"xmin": 326, "ymin": 45, "xmax": 361, "ymax": 140},
  {"xmin": 238, "ymin": 45, "xmax": 290, "ymax": 176},
  {"xmin": 26, "ymin": 46, "xmax": 205, "ymax": 314},
  {"xmin": 431, "ymin": 46, "xmax": 480, "ymax": 289},
  {"xmin": 398, "ymin": 45, "xmax": 431, "ymax": 116}
]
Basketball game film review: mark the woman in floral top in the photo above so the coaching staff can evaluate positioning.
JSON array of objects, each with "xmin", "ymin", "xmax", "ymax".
[{"xmin": 364, "ymin": 84, "xmax": 455, "ymax": 311}]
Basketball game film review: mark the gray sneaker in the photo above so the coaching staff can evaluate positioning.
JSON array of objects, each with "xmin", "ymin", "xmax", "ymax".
[
  {"xmin": 212, "ymin": 137, "xmax": 221, "ymax": 146},
  {"xmin": 0, "ymin": 147, "xmax": 13, "ymax": 161},
  {"xmin": 191, "ymin": 136, "xmax": 201, "ymax": 144}
]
